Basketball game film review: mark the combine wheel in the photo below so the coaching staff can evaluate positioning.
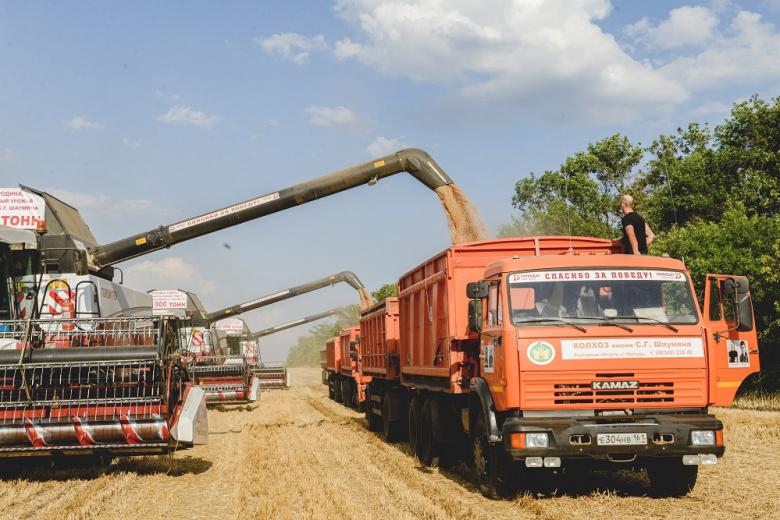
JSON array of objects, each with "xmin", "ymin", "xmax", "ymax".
[
  {"xmin": 471, "ymin": 414, "xmax": 516, "ymax": 499},
  {"xmin": 382, "ymin": 393, "xmax": 403, "ymax": 442},
  {"xmin": 408, "ymin": 396, "xmax": 422, "ymax": 459},
  {"xmin": 334, "ymin": 378, "xmax": 343, "ymax": 403},
  {"xmin": 646, "ymin": 459, "xmax": 698, "ymax": 497},
  {"xmin": 417, "ymin": 399, "xmax": 437, "ymax": 467}
]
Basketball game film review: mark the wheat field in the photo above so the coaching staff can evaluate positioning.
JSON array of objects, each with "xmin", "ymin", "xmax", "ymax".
[{"xmin": 0, "ymin": 368, "xmax": 777, "ymax": 519}]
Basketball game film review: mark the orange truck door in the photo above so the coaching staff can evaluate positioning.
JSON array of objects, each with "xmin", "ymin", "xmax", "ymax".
[{"xmin": 703, "ymin": 274, "xmax": 760, "ymax": 406}]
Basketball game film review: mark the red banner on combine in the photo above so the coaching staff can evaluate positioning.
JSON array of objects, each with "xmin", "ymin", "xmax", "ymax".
[{"xmin": 0, "ymin": 189, "xmax": 46, "ymax": 229}]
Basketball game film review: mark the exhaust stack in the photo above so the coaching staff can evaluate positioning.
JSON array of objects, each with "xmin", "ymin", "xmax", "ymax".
[
  {"xmin": 204, "ymin": 271, "xmax": 369, "ymax": 324},
  {"xmin": 251, "ymin": 307, "xmax": 343, "ymax": 340},
  {"xmin": 89, "ymin": 149, "xmax": 453, "ymax": 267}
]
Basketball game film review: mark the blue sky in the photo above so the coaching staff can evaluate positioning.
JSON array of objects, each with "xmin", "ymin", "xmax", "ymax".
[{"xmin": 2, "ymin": 1, "xmax": 779, "ymax": 361}]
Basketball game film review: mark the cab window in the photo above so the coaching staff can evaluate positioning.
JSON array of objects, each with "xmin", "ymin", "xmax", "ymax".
[
  {"xmin": 708, "ymin": 278, "xmax": 722, "ymax": 321},
  {"xmin": 487, "ymin": 284, "xmax": 498, "ymax": 326}
]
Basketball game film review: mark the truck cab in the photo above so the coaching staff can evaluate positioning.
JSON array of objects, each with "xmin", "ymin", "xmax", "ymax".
[{"xmin": 468, "ymin": 253, "xmax": 759, "ymax": 497}]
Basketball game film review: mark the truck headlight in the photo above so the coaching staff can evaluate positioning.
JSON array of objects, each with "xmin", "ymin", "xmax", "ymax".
[
  {"xmin": 691, "ymin": 430, "xmax": 716, "ymax": 446},
  {"xmin": 525, "ymin": 432, "xmax": 550, "ymax": 448}
]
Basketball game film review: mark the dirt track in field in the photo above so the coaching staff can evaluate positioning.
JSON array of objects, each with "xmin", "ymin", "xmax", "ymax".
[{"xmin": 0, "ymin": 368, "xmax": 777, "ymax": 519}]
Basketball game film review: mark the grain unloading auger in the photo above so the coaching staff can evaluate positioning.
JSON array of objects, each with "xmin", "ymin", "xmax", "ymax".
[
  {"xmin": 248, "ymin": 307, "xmax": 345, "ymax": 389},
  {"xmin": 0, "ymin": 148, "xmax": 449, "ymax": 458},
  {"xmin": 87, "ymin": 148, "xmax": 454, "ymax": 268}
]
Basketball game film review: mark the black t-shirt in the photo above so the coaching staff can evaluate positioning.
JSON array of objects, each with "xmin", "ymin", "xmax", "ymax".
[{"xmin": 621, "ymin": 211, "xmax": 648, "ymax": 254}]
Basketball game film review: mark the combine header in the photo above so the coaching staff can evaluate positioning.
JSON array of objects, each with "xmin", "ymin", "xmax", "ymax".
[
  {"xmin": 0, "ymin": 316, "xmax": 206, "ymax": 459},
  {"xmin": 250, "ymin": 307, "xmax": 344, "ymax": 389}
]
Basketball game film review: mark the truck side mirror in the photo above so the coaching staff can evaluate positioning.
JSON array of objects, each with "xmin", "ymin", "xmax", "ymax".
[
  {"xmin": 468, "ymin": 299, "xmax": 483, "ymax": 334},
  {"xmin": 466, "ymin": 281, "xmax": 490, "ymax": 299},
  {"xmin": 722, "ymin": 277, "xmax": 754, "ymax": 332}
]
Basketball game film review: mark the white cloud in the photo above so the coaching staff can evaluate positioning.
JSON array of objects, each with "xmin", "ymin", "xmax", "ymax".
[
  {"xmin": 154, "ymin": 89, "xmax": 181, "ymax": 101},
  {"xmin": 122, "ymin": 137, "xmax": 141, "ymax": 149},
  {"xmin": 366, "ymin": 136, "xmax": 409, "ymax": 156},
  {"xmin": 625, "ymin": 6, "xmax": 719, "ymax": 49},
  {"xmin": 331, "ymin": 0, "xmax": 686, "ymax": 122},
  {"xmin": 306, "ymin": 105, "xmax": 361, "ymax": 127},
  {"xmin": 0, "ymin": 148, "xmax": 15, "ymax": 161},
  {"xmin": 157, "ymin": 105, "xmax": 220, "ymax": 127},
  {"xmin": 65, "ymin": 115, "xmax": 103, "ymax": 130},
  {"xmin": 256, "ymin": 32, "xmax": 327, "ymax": 64},
  {"xmin": 265, "ymin": 119, "xmax": 280, "ymax": 127},
  {"xmin": 125, "ymin": 257, "xmax": 216, "ymax": 295},
  {"xmin": 328, "ymin": 1, "xmax": 780, "ymax": 122},
  {"xmin": 659, "ymin": 10, "xmax": 780, "ymax": 92}
]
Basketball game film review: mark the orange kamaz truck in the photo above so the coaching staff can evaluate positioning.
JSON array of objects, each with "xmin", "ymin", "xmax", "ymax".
[{"xmin": 363, "ymin": 236, "xmax": 759, "ymax": 498}]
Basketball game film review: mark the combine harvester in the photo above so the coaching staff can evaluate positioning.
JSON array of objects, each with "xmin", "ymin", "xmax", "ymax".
[
  {"xmin": 152, "ymin": 272, "xmax": 368, "ymax": 403},
  {"xmin": 0, "ymin": 148, "xmax": 456, "ymax": 461},
  {"xmin": 250, "ymin": 307, "xmax": 344, "ymax": 389},
  {"xmin": 356, "ymin": 237, "xmax": 761, "ymax": 498}
]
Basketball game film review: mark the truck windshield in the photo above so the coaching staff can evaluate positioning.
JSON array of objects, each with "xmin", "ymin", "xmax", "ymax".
[{"xmin": 508, "ymin": 268, "xmax": 698, "ymax": 326}]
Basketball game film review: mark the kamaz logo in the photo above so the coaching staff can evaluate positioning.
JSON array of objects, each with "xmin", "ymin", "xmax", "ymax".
[{"xmin": 591, "ymin": 380, "xmax": 639, "ymax": 390}]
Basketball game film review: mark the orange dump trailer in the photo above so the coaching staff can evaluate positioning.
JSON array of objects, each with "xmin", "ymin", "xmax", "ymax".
[{"xmin": 363, "ymin": 236, "xmax": 760, "ymax": 499}]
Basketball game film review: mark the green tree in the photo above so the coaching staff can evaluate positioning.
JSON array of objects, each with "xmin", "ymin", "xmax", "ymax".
[
  {"xmin": 502, "ymin": 134, "xmax": 643, "ymax": 237},
  {"xmin": 372, "ymin": 283, "xmax": 397, "ymax": 301}
]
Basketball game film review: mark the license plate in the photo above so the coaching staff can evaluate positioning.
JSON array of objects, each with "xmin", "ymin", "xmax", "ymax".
[{"xmin": 596, "ymin": 433, "xmax": 647, "ymax": 446}]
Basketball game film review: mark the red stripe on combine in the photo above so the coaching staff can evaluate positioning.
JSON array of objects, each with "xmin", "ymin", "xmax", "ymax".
[
  {"xmin": 23, "ymin": 419, "xmax": 47, "ymax": 448},
  {"xmin": 72, "ymin": 416, "xmax": 96, "ymax": 446},
  {"xmin": 119, "ymin": 415, "xmax": 143, "ymax": 445}
]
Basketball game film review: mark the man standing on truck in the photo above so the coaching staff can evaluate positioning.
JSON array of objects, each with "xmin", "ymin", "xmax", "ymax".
[{"xmin": 620, "ymin": 194, "xmax": 655, "ymax": 255}]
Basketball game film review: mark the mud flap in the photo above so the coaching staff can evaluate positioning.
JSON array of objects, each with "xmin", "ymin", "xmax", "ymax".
[{"xmin": 171, "ymin": 386, "xmax": 208, "ymax": 445}]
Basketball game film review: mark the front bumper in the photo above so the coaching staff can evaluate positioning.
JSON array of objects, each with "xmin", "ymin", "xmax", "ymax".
[{"xmin": 502, "ymin": 412, "xmax": 724, "ymax": 462}]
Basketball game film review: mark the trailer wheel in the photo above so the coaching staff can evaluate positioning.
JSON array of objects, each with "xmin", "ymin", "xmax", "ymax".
[
  {"xmin": 382, "ymin": 393, "xmax": 402, "ymax": 442},
  {"xmin": 365, "ymin": 389, "xmax": 382, "ymax": 432},
  {"xmin": 471, "ymin": 414, "xmax": 515, "ymax": 499},
  {"xmin": 340, "ymin": 380, "xmax": 350, "ymax": 407},
  {"xmin": 646, "ymin": 459, "xmax": 698, "ymax": 497},
  {"xmin": 417, "ymin": 399, "xmax": 437, "ymax": 467},
  {"xmin": 334, "ymin": 378, "xmax": 343, "ymax": 403},
  {"xmin": 408, "ymin": 396, "xmax": 422, "ymax": 459}
]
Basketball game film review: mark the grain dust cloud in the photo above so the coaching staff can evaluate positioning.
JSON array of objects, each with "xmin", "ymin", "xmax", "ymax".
[
  {"xmin": 435, "ymin": 184, "xmax": 489, "ymax": 244},
  {"xmin": 358, "ymin": 287, "xmax": 374, "ymax": 310}
]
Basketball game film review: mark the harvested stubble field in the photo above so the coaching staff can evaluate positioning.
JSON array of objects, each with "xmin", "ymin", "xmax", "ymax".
[{"xmin": 0, "ymin": 368, "xmax": 777, "ymax": 520}]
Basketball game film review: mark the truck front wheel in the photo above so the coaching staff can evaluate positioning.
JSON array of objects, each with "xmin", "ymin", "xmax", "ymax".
[
  {"xmin": 471, "ymin": 414, "xmax": 515, "ymax": 499},
  {"xmin": 646, "ymin": 459, "xmax": 698, "ymax": 497}
]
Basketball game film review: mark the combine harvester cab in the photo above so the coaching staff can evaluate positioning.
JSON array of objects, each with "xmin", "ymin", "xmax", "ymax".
[
  {"xmin": 0, "ymin": 315, "xmax": 207, "ymax": 459},
  {"xmin": 191, "ymin": 317, "xmax": 258, "ymax": 406}
]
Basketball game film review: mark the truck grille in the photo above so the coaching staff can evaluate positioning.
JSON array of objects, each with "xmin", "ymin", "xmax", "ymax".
[
  {"xmin": 554, "ymin": 382, "xmax": 674, "ymax": 405},
  {"xmin": 521, "ymin": 369, "xmax": 707, "ymax": 409}
]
